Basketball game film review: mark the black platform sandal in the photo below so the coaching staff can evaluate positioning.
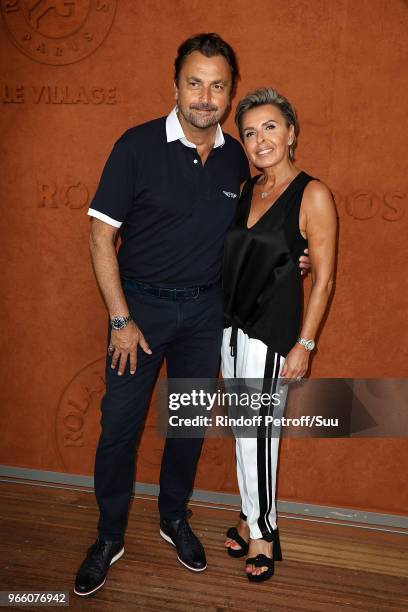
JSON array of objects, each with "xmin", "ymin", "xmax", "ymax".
[
  {"xmin": 246, "ymin": 528, "xmax": 283, "ymax": 582},
  {"xmin": 225, "ymin": 510, "xmax": 249, "ymax": 558}
]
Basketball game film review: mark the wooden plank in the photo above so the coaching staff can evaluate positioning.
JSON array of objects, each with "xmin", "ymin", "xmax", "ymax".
[{"xmin": 0, "ymin": 482, "xmax": 407, "ymax": 611}]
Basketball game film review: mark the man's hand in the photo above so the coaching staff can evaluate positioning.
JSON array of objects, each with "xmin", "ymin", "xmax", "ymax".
[
  {"xmin": 299, "ymin": 248, "xmax": 311, "ymax": 276},
  {"xmin": 108, "ymin": 321, "xmax": 152, "ymax": 376}
]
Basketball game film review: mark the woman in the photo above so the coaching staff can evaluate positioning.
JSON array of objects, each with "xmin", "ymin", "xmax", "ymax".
[{"xmin": 221, "ymin": 88, "xmax": 337, "ymax": 581}]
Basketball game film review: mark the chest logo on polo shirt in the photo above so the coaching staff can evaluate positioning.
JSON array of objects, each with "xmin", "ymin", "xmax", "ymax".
[{"xmin": 222, "ymin": 191, "xmax": 238, "ymax": 199}]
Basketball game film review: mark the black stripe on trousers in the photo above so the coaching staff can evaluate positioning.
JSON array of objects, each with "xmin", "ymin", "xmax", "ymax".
[
  {"xmin": 265, "ymin": 354, "xmax": 281, "ymax": 534},
  {"xmin": 256, "ymin": 348, "xmax": 280, "ymax": 540}
]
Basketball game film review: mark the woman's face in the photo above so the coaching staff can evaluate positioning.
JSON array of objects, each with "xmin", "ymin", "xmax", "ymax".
[{"xmin": 240, "ymin": 104, "xmax": 294, "ymax": 168}]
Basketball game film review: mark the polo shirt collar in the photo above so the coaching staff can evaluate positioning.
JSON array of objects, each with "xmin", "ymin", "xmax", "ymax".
[{"xmin": 166, "ymin": 106, "xmax": 225, "ymax": 149}]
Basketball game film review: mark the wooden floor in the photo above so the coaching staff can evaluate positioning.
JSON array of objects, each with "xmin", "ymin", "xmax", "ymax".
[{"xmin": 0, "ymin": 481, "xmax": 407, "ymax": 611}]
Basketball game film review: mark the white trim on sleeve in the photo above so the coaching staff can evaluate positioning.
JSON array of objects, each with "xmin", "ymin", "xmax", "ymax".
[{"xmin": 87, "ymin": 208, "xmax": 123, "ymax": 228}]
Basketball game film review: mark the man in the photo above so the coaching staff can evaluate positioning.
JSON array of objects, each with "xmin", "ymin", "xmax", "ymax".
[{"xmin": 74, "ymin": 33, "xmax": 310, "ymax": 597}]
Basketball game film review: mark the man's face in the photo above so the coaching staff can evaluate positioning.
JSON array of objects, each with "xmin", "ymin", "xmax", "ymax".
[{"xmin": 175, "ymin": 51, "xmax": 232, "ymax": 130}]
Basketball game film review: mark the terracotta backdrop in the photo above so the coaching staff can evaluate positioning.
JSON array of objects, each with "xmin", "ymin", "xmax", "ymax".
[{"xmin": 1, "ymin": 0, "xmax": 407, "ymax": 515}]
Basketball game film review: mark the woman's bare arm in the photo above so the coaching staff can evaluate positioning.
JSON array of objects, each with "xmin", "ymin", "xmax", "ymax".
[{"xmin": 280, "ymin": 180, "xmax": 337, "ymax": 378}]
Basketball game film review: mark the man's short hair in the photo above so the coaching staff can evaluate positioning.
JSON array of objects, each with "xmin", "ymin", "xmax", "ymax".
[{"xmin": 174, "ymin": 33, "xmax": 240, "ymax": 92}]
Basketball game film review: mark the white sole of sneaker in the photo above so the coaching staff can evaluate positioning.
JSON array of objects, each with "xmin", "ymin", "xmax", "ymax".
[
  {"xmin": 159, "ymin": 530, "xmax": 207, "ymax": 572},
  {"xmin": 73, "ymin": 547, "xmax": 124, "ymax": 597}
]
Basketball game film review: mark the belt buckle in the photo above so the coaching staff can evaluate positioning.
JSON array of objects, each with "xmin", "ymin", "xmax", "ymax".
[
  {"xmin": 161, "ymin": 287, "xmax": 175, "ymax": 299},
  {"xmin": 157, "ymin": 286, "xmax": 201, "ymax": 299}
]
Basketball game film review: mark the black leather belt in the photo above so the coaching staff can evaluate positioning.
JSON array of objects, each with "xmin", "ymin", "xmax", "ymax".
[{"xmin": 121, "ymin": 278, "xmax": 219, "ymax": 300}]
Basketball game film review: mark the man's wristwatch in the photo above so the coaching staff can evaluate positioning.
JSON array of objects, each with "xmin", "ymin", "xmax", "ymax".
[
  {"xmin": 297, "ymin": 337, "xmax": 315, "ymax": 351},
  {"xmin": 110, "ymin": 314, "xmax": 133, "ymax": 330}
]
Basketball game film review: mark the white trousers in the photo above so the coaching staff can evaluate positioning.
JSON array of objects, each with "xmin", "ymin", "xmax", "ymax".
[{"xmin": 221, "ymin": 326, "xmax": 288, "ymax": 540}]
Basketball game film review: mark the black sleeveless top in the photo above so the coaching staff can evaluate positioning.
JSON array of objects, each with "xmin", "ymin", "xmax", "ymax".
[{"xmin": 223, "ymin": 170, "xmax": 316, "ymax": 358}]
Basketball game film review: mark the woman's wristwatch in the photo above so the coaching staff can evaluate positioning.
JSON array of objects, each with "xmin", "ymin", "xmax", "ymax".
[
  {"xmin": 297, "ymin": 337, "xmax": 315, "ymax": 351},
  {"xmin": 110, "ymin": 314, "xmax": 133, "ymax": 330}
]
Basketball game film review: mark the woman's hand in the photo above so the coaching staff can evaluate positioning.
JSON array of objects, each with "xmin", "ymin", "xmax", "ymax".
[
  {"xmin": 280, "ymin": 344, "xmax": 309, "ymax": 381},
  {"xmin": 299, "ymin": 247, "xmax": 310, "ymax": 276}
]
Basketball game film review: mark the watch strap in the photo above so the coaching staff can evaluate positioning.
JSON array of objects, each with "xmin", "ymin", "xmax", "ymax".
[{"xmin": 297, "ymin": 337, "xmax": 315, "ymax": 351}]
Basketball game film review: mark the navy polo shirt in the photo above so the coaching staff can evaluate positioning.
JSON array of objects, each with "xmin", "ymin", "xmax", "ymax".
[{"xmin": 88, "ymin": 111, "xmax": 250, "ymax": 287}]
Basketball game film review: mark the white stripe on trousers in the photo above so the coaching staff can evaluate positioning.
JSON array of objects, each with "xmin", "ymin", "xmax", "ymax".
[{"xmin": 221, "ymin": 326, "xmax": 288, "ymax": 540}]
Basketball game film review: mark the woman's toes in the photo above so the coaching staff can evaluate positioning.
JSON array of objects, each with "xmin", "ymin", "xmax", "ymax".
[{"xmin": 224, "ymin": 538, "xmax": 241, "ymax": 550}]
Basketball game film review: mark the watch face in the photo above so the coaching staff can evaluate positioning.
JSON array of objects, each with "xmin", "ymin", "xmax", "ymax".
[
  {"xmin": 112, "ymin": 317, "xmax": 125, "ymax": 330},
  {"xmin": 306, "ymin": 340, "xmax": 315, "ymax": 351}
]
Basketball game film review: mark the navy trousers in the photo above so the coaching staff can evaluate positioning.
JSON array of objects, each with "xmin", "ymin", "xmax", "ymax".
[{"xmin": 94, "ymin": 280, "xmax": 224, "ymax": 540}]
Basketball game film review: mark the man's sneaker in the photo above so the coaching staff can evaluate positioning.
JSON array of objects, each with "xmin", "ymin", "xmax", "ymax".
[
  {"xmin": 73, "ymin": 536, "xmax": 124, "ymax": 597},
  {"xmin": 160, "ymin": 518, "xmax": 207, "ymax": 572}
]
